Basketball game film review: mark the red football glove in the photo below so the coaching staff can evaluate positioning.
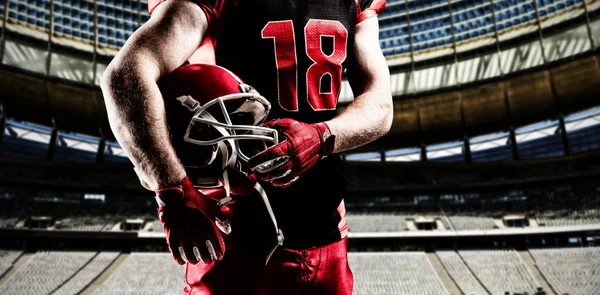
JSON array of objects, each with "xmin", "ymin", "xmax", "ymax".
[
  {"xmin": 156, "ymin": 177, "xmax": 228, "ymax": 265},
  {"xmin": 247, "ymin": 118, "xmax": 335, "ymax": 187}
]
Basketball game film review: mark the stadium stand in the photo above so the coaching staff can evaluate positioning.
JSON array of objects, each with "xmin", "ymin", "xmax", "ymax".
[
  {"xmin": 0, "ymin": 250, "xmax": 23, "ymax": 278},
  {"xmin": 0, "ymin": 249, "xmax": 596, "ymax": 294},
  {"xmin": 535, "ymin": 194, "xmax": 600, "ymax": 227},
  {"xmin": 1, "ymin": 185, "xmax": 599, "ymax": 233},
  {"xmin": 0, "ymin": 251, "xmax": 96, "ymax": 295},
  {"xmin": 530, "ymin": 247, "xmax": 600, "ymax": 295},
  {"xmin": 0, "ymin": 121, "xmax": 52, "ymax": 161},
  {"xmin": 347, "ymin": 111, "xmax": 600, "ymax": 163},
  {"xmin": 0, "ymin": 217, "xmax": 19, "ymax": 229},
  {"xmin": 348, "ymin": 252, "xmax": 449, "ymax": 295},
  {"xmin": 436, "ymin": 251, "xmax": 489, "ymax": 295},
  {"xmin": 144, "ymin": 220, "xmax": 164, "ymax": 233},
  {"xmin": 344, "ymin": 193, "xmax": 600, "ymax": 232},
  {"xmin": 55, "ymin": 216, "xmax": 112, "ymax": 231},
  {"xmin": 3, "ymin": 189, "xmax": 599, "ymax": 232},
  {"xmin": 447, "ymin": 215, "xmax": 499, "ymax": 230},
  {"xmin": 53, "ymin": 252, "xmax": 120, "ymax": 295},
  {"xmin": 346, "ymin": 213, "xmax": 409, "ymax": 232},
  {"xmin": 378, "ymin": 0, "xmax": 589, "ymax": 60},
  {"xmin": 2, "ymin": 0, "xmax": 595, "ymax": 61},
  {"xmin": 1, "ymin": 120, "xmax": 129, "ymax": 163},
  {"xmin": 459, "ymin": 250, "xmax": 540, "ymax": 295},
  {"xmin": 92, "ymin": 253, "xmax": 185, "ymax": 295}
]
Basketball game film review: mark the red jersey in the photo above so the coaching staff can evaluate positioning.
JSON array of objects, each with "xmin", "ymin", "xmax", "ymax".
[{"xmin": 149, "ymin": 0, "xmax": 385, "ymax": 250}]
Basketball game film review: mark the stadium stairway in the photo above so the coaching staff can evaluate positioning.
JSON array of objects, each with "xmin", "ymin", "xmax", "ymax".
[
  {"xmin": 518, "ymin": 251, "xmax": 557, "ymax": 295},
  {"xmin": 0, "ymin": 252, "xmax": 33, "ymax": 285},
  {"xmin": 426, "ymin": 252, "xmax": 463, "ymax": 295},
  {"xmin": 79, "ymin": 253, "xmax": 128, "ymax": 295}
]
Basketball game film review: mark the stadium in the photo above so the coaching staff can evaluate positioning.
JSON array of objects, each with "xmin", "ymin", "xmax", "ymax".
[{"xmin": 0, "ymin": 0, "xmax": 600, "ymax": 294}]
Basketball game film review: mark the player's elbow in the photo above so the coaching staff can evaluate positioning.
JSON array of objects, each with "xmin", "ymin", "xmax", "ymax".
[
  {"xmin": 379, "ymin": 96, "xmax": 393, "ymax": 137},
  {"xmin": 100, "ymin": 65, "xmax": 118, "ymax": 99},
  {"xmin": 101, "ymin": 64, "xmax": 128, "ymax": 109},
  {"xmin": 100, "ymin": 58, "xmax": 128, "ymax": 95},
  {"xmin": 99, "ymin": 63, "xmax": 112, "ymax": 94},
  {"xmin": 101, "ymin": 57, "xmax": 146, "ymax": 106}
]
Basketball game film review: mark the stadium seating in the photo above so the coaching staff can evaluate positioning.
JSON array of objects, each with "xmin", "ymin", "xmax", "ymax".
[
  {"xmin": 93, "ymin": 253, "xmax": 185, "ymax": 295},
  {"xmin": 3, "ymin": 0, "xmax": 590, "ymax": 58},
  {"xmin": 459, "ymin": 250, "xmax": 540, "ymax": 295},
  {"xmin": 344, "ymin": 193, "xmax": 600, "ymax": 232},
  {"xmin": 1, "ymin": 122, "xmax": 51, "ymax": 161},
  {"xmin": 346, "ymin": 113, "xmax": 600, "ymax": 164},
  {"xmin": 530, "ymin": 247, "xmax": 600, "ymax": 295},
  {"xmin": 0, "ymin": 250, "xmax": 23, "ymax": 278},
  {"xmin": 54, "ymin": 216, "xmax": 111, "ymax": 231},
  {"xmin": 0, "ymin": 251, "xmax": 96, "ymax": 295},
  {"xmin": 568, "ymin": 120, "xmax": 600, "ymax": 154},
  {"xmin": 346, "ymin": 213, "xmax": 409, "ymax": 232},
  {"xmin": 52, "ymin": 252, "xmax": 120, "ymax": 295},
  {"xmin": 0, "ymin": 217, "xmax": 19, "ymax": 228},
  {"xmin": 1, "ymin": 120, "xmax": 130, "ymax": 163},
  {"xmin": 348, "ymin": 252, "xmax": 449, "ymax": 295},
  {"xmin": 535, "ymin": 194, "xmax": 600, "ymax": 227},
  {"xmin": 536, "ymin": 209, "xmax": 600, "ymax": 227},
  {"xmin": 3, "ymin": 192, "xmax": 598, "ymax": 232},
  {"xmin": 378, "ymin": 0, "xmax": 585, "ymax": 57},
  {"xmin": 144, "ymin": 219, "xmax": 164, "ymax": 233},
  {"xmin": 447, "ymin": 215, "xmax": 498, "ymax": 230},
  {"xmin": 0, "ymin": 248, "xmax": 596, "ymax": 294},
  {"xmin": 436, "ymin": 251, "xmax": 488, "ymax": 295},
  {"xmin": 460, "ymin": 133, "xmax": 515, "ymax": 163}
]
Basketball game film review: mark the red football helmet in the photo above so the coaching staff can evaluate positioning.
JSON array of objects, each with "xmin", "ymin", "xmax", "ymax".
[
  {"xmin": 158, "ymin": 63, "xmax": 279, "ymax": 169},
  {"xmin": 158, "ymin": 64, "xmax": 284, "ymax": 263}
]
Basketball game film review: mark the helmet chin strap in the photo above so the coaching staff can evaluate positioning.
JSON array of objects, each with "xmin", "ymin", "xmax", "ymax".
[{"xmin": 199, "ymin": 111, "xmax": 284, "ymax": 265}]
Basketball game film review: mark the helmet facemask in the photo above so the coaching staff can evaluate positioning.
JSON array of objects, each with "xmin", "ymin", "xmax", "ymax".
[{"xmin": 176, "ymin": 84, "xmax": 278, "ymax": 166}]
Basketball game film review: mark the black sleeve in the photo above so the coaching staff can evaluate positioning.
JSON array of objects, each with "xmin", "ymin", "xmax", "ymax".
[{"xmin": 359, "ymin": 0, "xmax": 374, "ymax": 12}]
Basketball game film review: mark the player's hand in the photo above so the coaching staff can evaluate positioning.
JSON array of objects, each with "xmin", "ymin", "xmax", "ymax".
[
  {"xmin": 248, "ymin": 118, "xmax": 334, "ymax": 187},
  {"xmin": 156, "ymin": 177, "xmax": 227, "ymax": 265}
]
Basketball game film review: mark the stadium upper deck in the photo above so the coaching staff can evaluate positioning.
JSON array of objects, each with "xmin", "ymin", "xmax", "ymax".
[
  {"xmin": 2, "ymin": 0, "xmax": 597, "ymax": 59},
  {"xmin": 1, "ymin": 0, "xmax": 600, "ymax": 163}
]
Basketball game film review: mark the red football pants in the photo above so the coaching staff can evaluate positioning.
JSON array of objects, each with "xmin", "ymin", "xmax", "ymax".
[{"xmin": 183, "ymin": 237, "xmax": 353, "ymax": 295}]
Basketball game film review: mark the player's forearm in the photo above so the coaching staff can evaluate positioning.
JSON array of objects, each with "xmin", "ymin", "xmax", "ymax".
[
  {"xmin": 101, "ymin": 60, "xmax": 185, "ymax": 190},
  {"xmin": 326, "ymin": 89, "xmax": 393, "ymax": 153},
  {"xmin": 325, "ymin": 15, "xmax": 392, "ymax": 154}
]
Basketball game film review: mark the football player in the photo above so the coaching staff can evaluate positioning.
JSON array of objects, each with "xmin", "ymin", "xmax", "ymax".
[{"xmin": 100, "ymin": 0, "xmax": 392, "ymax": 293}]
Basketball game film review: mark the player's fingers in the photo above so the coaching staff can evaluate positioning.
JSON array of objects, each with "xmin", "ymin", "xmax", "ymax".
[
  {"xmin": 209, "ymin": 236, "xmax": 225, "ymax": 261},
  {"xmin": 248, "ymin": 143, "xmax": 291, "ymax": 173},
  {"xmin": 178, "ymin": 246, "xmax": 189, "ymax": 263},
  {"xmin": 186, "ymin": 217, "xmax": 215, "ymax": 265},
  {"xmin": 253, "ymin": 161, "xmax": 293, "ymax": 182},
  {"xmin": 270, "ymin": 158, "xmax": 316, "ymax": 187},
  {"xmin": 206, "ymin": 240, "xmax": 218, "ymax": 261},
  {"xmin": 190, "ymin": 221, "xmax": 221, "ymax": 264},
  {"xmin": 193, "ymin": 246, "xmax": 203, "ymax": 263},
  {"xmin": 262, "ymin": 118, "xmax": 295, "ymax": 129},
  {"xmin": 271, "ymin": 175, "xmax": 300, "ymax": 188},
  {"xmin": 250, "ymin": 154, "xmax": 290, "ymax": 174},
  {"xmin": 183, "ymin": 243, "xmax": 199, "ymax": 265},
  {"xmin": 277, "ymin": 154, "xmax": 320, "ymax": 186},
  {"xmin": 168, "ymin": 236, "xmax": 185, "ymax": 265},
  {"xmin": 194, "ymin": 239, "xmax": 212, "ymax": 264}
]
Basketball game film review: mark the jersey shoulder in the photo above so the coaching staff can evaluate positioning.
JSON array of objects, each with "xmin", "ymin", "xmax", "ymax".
[
  {"xmin": 357, "ymin": 0, "xmax": 386, "ymax": 23},
  {"xmin": 148, "ymin": 0, "xmax": 238, "ymax": 26}
]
